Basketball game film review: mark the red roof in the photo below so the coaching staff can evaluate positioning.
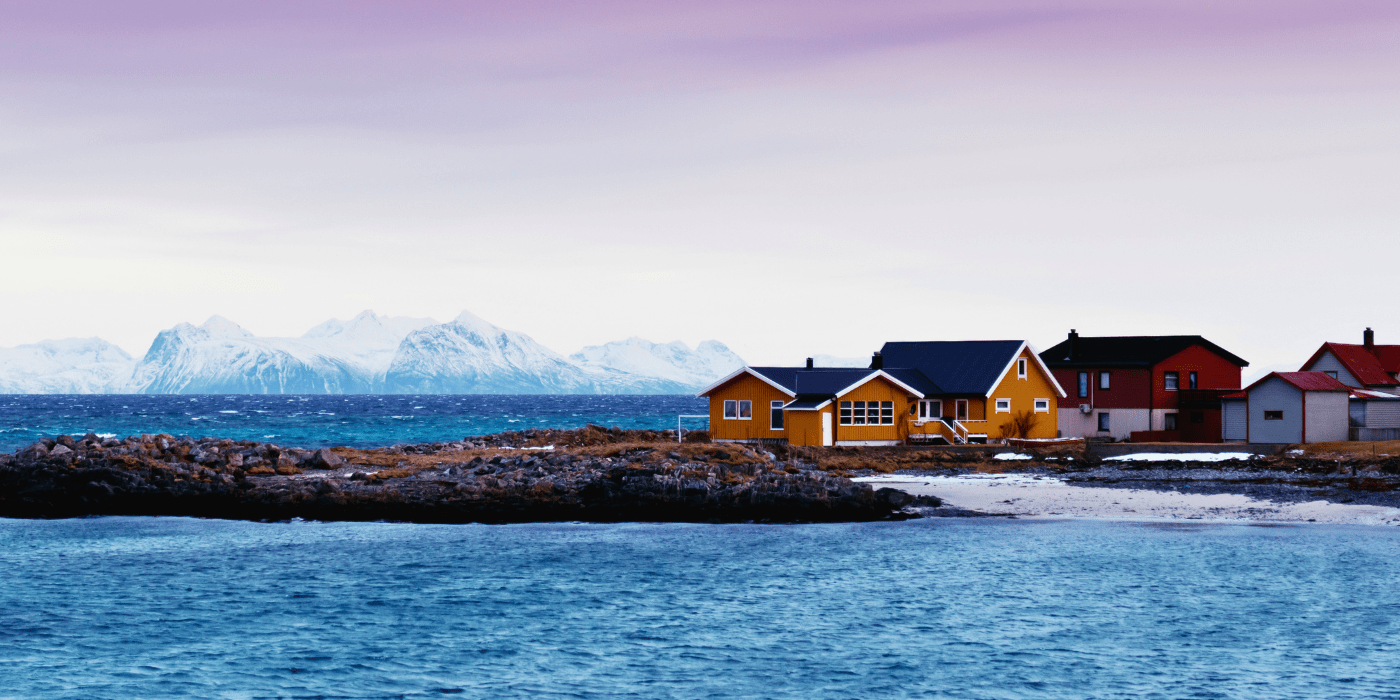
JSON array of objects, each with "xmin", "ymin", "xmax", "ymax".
[
  {"xmin": 1222, "ymin": 391, "xmax": 1247, "ymax": 399},
  {"xmin": 1302, "ymin": 343, "xmax": 1400, "ymax": 386},
  {"xmin": 1249, "ymin": 371, "xmax": 1353, "ymax": 393}
]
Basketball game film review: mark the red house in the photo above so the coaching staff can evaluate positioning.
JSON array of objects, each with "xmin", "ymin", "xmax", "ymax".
[
  {"xmin": 1039, "ymin": 330, "xmax": 1249, "ymax": 442},
  {"xmin": 1299, "ymin": 328, "xmax": 1400, "ymax": 391}
]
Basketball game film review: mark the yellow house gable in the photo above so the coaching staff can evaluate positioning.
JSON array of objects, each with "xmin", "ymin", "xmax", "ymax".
[{"xmin": 983, "ymin": 346, "xmax": 1064, "ymax": 439}]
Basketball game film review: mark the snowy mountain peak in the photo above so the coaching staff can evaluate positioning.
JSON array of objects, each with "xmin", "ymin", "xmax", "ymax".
[
  {"xmin": 569, "ymin": 337, "xmax": 745, "ymax": 390},
  {"xmin": 200, "ymin": 315, "xmax": 252, "ymax": 338},
  {"xmin": 0, "ymin": 337, "xmax": 136, "ymax": 394}
]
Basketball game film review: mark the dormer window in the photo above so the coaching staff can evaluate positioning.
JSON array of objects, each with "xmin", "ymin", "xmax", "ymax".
[{"xmin": 1017, "ymin": 358, "xmax": 1027, "ymax": 379}]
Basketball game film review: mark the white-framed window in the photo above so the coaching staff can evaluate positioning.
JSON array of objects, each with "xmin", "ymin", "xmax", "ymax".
[
  {"xmin": 737, "ymin": 400, "xmax": 752, "ymax": 420},
  {"xmin": 1034, "ymin": 399, "xmax": 1049, "ymax": 413},
  {"xmin": 724, "ymin": 400, "xmax": 737, "ymax": 419},
  {"xmin": 995, "ymin": 398, "xmax": 1011, "ymax": 413},
  {"xmin": 1164, "ymin": 371, "xmax": 1179, "ymax": 391},
  {"xmin": 1017, "ymin": 358, "xmax": 1027, "ymax": 379},
  {"xmin": 838, "ymin": 400, "xmax": 894, "ymax": 425},
  {"xmin": 770, "ymin": 401, "xmax": 784, "ymax": 430},
  {"xmin": 956, "ymin": 399, "xmax": 969, "ymax": 420},
  {"xmin": 918, "ymin": 399, "xmax": 942, "ymax": 420}
]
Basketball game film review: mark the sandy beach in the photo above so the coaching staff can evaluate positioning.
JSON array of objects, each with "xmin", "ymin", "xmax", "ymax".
[{"xmin": 857, "ymin": 473, "xmax": 1400, "ymax": 527}]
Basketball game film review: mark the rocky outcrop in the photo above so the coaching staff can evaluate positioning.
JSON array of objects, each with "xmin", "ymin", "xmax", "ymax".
[{"xmin": 0, "ymin": 432, "xmax": 923, "ymax": 524}]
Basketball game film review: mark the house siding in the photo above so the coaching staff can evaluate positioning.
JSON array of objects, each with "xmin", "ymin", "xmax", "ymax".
[
  {"xmin": 1057, "ymin": 408, "xmax": 1150, "ymax": 440},
  {"xmin": 983, "ymin": 348, "xmax": 1059, "ymax": 439},
  {"xmin": 1304, "ymin": 351, "xmax": 1362, "ymax": 388},
  {"xmin": 1304, "ymin": 391, "xmax": 1349, "ymax": 443},
  {"xmin": 1152, "ymin": 346, "xmax": 1245, "ymax": 411},
  {"xmin": 1365, "ymin": 401, "xmax": 1400, "ymax": 429},
  {"xmin": 785, "ymin": 408, "xmax": 830, "ymax": 446},
  {"xmin": 832, "ymin": 376, "xmax": 914, "ymax": 443},
  {"xmin": 1223, "ymin": 399, "xmax": 1247, "ymax": 442},
  {"xmin": 705, "ymin": 373, "xmax": 791, "ymax": 442},
  {"xmin": 1248, "ymin": 378, "xmax": 1303, "ymax": 444},
  {"xmin": 1050, "ymin": 368, "xmax": 1152, "ymax": 409}
]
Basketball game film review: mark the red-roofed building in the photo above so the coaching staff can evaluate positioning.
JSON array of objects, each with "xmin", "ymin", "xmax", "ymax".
[
  {"xmin": 1243, "ymin": 372, "xmax": 1352, "ymax": 444},
  {"xmin": 1300, "ymin": 328, "xmax": 1400, "ymax": 391}
]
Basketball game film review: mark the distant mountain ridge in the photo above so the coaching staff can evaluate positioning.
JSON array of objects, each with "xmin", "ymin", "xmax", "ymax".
[{"xmin": 0, "ymin": 310, "xmax": 744, "ymax": 395}]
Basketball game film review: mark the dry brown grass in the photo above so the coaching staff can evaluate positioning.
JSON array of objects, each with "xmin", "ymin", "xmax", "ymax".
[{"xmin": 1294, "ymin": 440, "xmax": 1400, "ymax": 457}]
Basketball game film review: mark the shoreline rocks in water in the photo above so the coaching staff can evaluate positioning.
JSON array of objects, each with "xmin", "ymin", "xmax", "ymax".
[{"xmin": 0, "ymin": 429, "xmax": 930, "ymax": 524}]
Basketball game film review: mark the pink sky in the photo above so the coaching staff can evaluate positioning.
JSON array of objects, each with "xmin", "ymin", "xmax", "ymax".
[{"xmin": 3, "ymin": 0, "xmax": 1400, "ymax": 371}]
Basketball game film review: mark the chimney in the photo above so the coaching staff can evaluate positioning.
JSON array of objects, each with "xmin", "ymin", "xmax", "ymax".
[
  {"xmin": 871, "ymin": 352, "xmax": 883, "ymax": 370},
  {"xmin": 1365, "ymin": 328, "xmax": 1376, "ymax": 354},
  {"xmin": 805, "ymin": 357, "xmax": 813, "ymax": 369},
  {"xmin": 1069, "ymin": 329, "xmax": 1079, "ymax": 361}
]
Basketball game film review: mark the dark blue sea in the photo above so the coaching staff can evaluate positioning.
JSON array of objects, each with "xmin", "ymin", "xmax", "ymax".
[
  {"xmin": 0, "ymin": 395, "xmax": 709, "ymax": 453},
  {"xmin": 3, "ymin": 517, "xmax": 1399, "ymax": 699}
]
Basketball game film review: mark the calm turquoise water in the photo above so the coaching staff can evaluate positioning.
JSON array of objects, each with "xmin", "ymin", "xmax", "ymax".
[
  {"xmin": 0, "ymin": 395, "xmax": 708, "ymax": 453},
  {"xmin": 2, "ymin": 517, "xmax": 1398, "ymax": 699}
]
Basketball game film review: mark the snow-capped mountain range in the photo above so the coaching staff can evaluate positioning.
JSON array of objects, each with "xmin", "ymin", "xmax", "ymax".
[{"xmin": 0, "ymin": 310, "xmax": 745, "ymax": 395}]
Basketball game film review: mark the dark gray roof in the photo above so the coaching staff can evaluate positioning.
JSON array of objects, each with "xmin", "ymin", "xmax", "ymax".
[
  {"xmin": 783, "ymin": 397, "xmax": 831, "ymax": 410},
  {"xmin": 885, "ymin": 368, "xmax": 942, "ymax": 395},
  {"xmin": 745, "ymin": 366, "xmax": 941, "ymax": 398},
  {"xmin": 878, "ymin": 341, "xmax": 1026, "ymax": 395},
  {"xmin": 1040, "ymin": 335, "xmax": 1248, "ymax": 368},
  {"xmin": 794, "ymin": 369, "xmax": 879, "ymax": 395}
]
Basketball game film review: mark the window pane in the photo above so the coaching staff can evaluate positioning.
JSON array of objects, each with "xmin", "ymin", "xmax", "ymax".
[
  {"xmin": 1165, "ymin": 372, "xmax": 1179, "ymax": 390},
  {"xmin": 1099, "ymin": 372, "xmax": 1110, "ymax": 390},
  {"xmin": 739, "ymin": 401, "xmax": 751, "ymax": 418},
  {"xmin": 1079, "ymin": 373, "xmax": 1089, "ymax": 398},
  {"xmin": 771, "ymin": 401, "xmax": 784, "ymax": 430},
  {"xmin": 1189, "ymin": 372, "xmax": 1198, "ymax": 389},
  {"xmin": 1098, "ymin": 413, "xmax": 1110, "ymax": 431},
  {"xmin": 724, "ymin": 400, "xmax": 736, "ymax": 418}
]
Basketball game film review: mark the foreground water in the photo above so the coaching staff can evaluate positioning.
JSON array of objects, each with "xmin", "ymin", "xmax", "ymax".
[
  {"xmin": 0, "ymin": 395, "xmax": 708, "ymax": 453},
  {"xmin": 3, "ymin": 517, "xmax": 1398, "ymax": 699}
]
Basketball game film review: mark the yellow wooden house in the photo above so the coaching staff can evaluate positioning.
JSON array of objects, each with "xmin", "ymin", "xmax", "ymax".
[{"xmin": 698, "ymin": 340, "xmax": 1065, "ymax": 446}]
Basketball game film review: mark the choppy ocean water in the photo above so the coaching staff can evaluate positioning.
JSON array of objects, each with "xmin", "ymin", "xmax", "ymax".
[
  {"xmin": 0, "ymin": 395, "xmax": 709, "ymax": 453},
  {"xmin": 3, "ymin": 517, "xmax": 1399, "ymax": 699}
]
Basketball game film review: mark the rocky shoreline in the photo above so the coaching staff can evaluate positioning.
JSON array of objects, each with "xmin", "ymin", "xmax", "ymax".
[{"xmin": 0, "ymin": 428, "xmax": 927, "ymax": 524}]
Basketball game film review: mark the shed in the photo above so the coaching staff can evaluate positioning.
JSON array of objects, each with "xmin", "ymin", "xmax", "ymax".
[
  {"xmin": 1245, "ymin": 372, "xmax": 1351, "ymax": 444},
  {"xmin": 1348, "ymin": 388, "xmax": 1400, "ymax": 441}
]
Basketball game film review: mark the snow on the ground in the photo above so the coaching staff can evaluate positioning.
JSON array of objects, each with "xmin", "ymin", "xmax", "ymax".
[
  {"xmin": 859, "ymin": 473, "xmax": 1400, "ymax": 526},
  {"xmin": 1105, "ymin": 452, "xmax": 1256, "ymax": 463},
  {"xmin": 994, "ymin": 453, "xmax": 1033, "ymax": 460}
]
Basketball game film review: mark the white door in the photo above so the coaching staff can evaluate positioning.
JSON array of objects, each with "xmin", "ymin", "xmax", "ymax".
[{"xmin": 821, "ymin": 412, "xmax": 833, "ymax": 446}]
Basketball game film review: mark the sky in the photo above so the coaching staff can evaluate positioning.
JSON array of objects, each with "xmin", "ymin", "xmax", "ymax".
[{"xmin": 2, "ymin": 0, "xmax": 1399, "ymax": 375}]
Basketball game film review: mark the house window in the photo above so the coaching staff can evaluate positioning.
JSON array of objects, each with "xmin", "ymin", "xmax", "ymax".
[
  {"xmin": 1164, "ymin": 371, "xmax": 1179, "ymax": 391},
  {"xmin": 770, "ymin": 401, "xmax": 784, "ymax": 430},
  {"xmin": 1325, "ymin": 371, "xmax": 1338, "ymax": 379},
  {"xmin": 737, "ymin": 400, "xmax": 752, "ymax": 420},
  {"xmin": 840, "ymin": 401, "xmax": 892, "ymax": 425},
  {"xmin": 1098, "ymin": 412, "xmax": 1111, "ymax": 432},
  {"xmin": 1099, "ymin": 371, "xmax": 1111, "ymax": 390},
  {"xmin": 1164, "ymin": 413, "xmax": 1178, "ymax": 430},
  {"xmin": 995, "ymin": 399, "xmax": 1010, "ymax": 413},
  {"xmin": 1189, "ymin": 372, "xmax": 1198, "ymax": 390},
  {"xmin": 1264, "ymin": 410, "xmax": 1283, "ymax": 421},
  {"xmin": 723, "ymin": 400, "xmax": 737, "ymax": 419},
  {"xmin": 1078, "ymin": 372, "xmax": 1089, "ymax": 398},
  {"xmin": 1034, "ymin": 399, "xmax": 1049, "ymax": 413},
  {"xmin": 1017, "ymin": 358, "xmax": 1027, "ymax": 379},
  {"xmin": 1191, "ymin": 411, "xmax": 1204, "ymax": 424},
  {"xmin": 956, "ymin": 400, "xmax": 969, "ymax": 421},
  {"xmin": 918, "ymin": 400, "xmax": 942, "ymax": 420}
]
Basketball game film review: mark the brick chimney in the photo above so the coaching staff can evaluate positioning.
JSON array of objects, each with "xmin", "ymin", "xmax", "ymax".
[
  {"xmin": 1365, "ymin": 327, "xmax": 1376, "ymax": 355},
  {"xmin": 1069, "ymin": 329, "xmax": 1079, "ymax": 361},
  {"xmin": 871, "ymin": 351, "xmax": 883, "ymax": 370},
  {"xmin": 805, "ymin": 357, "xmax": 813, "ymax": 369}
]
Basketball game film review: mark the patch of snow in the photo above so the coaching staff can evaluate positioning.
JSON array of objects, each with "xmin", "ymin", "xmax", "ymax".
[
  {"xmin": 994, "ymin": 453, "xmax": 1033, "ymax": 460},
  {"xmin": 1106, "ymin": 452, "xmax": 1256, "ymax": 463},
  {"xmin": 856, "ymin": 473, "xmax": 1062, "ymax": 486},
  {"xmin": 1287, "ymin": 449, "xmax": 1305, "ymax": 456}
]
